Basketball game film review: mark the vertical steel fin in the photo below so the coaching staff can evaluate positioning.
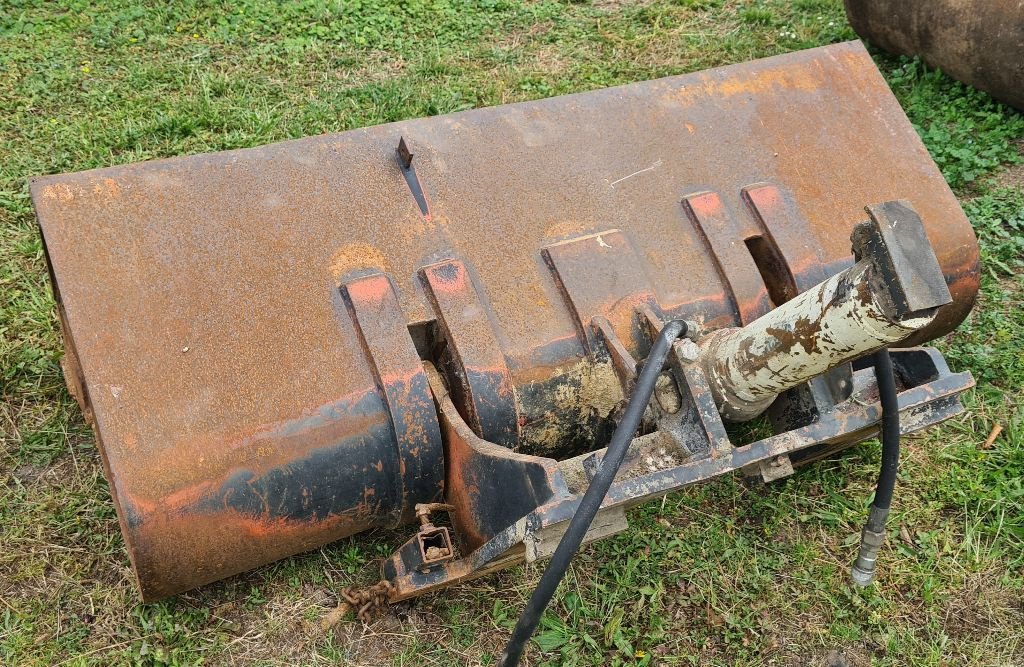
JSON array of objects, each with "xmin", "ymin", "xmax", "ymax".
[
  {"xmin": 420, "ymin": 260, "xmax": 520, "ymax": 448},
  {"xmin": 542, "ymin": 230, "xmax": 656, "ymax": 356},
  {"xmin": 342, "ymin": 273, "xmax": 445, "ymax": 522},
  {"xmin": 682, "ymin": 191, "xmax": 772, "ymax": 325}
]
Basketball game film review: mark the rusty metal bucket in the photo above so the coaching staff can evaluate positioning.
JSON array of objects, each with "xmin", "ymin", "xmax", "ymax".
[{"xmin": 32, "ymin": 41, "xmax": 978, "ymax": 602}]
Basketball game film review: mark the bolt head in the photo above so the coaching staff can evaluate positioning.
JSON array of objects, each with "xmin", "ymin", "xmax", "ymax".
[{"xmin": 676, "ymin": 338, "xmax": 700, "ymax": 362}]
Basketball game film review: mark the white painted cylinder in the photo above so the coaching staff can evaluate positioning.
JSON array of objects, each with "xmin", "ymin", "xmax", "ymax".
[{"xmin": 703, "ymin": 260, "xmax": 935, "ymax": 421}]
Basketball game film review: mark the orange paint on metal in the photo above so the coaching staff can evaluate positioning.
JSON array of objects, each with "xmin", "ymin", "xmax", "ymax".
[
  {"xmin": 420, "ymin": 259, "xmax": 520, "ymax": 447},
  {"xmin": 344, "ymin": 272, "xmax": 393, "ymax": 303}
]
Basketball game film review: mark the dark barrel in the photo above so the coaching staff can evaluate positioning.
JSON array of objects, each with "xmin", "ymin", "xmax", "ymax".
[{"xmin": 845, "ymin": 0, "xmax": 1024, "ymax": 110}]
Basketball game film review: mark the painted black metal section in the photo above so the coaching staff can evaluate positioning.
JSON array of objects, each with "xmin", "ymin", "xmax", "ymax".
[
  {"xmin": 341, "ymin": 273, "xmax": 446, "ymax": 525},
  {"xmin": 857, "ymin": 200, "xmax": 954, "ymax": 316}
]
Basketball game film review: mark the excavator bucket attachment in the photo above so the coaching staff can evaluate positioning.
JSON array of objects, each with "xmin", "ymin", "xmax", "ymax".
[{"xmin": 32, "ymin": 41, "xmax": 978, "ymax": 602}]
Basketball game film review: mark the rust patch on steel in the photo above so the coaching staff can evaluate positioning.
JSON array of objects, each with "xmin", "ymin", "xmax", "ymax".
[
  {"xmin": 741, "ymin": 183, "xmax": 829, "ymax": 296},
  {"xmin": 341, "ymin": 273, "xmax": 445, "ymax": 524},
  {"xmin": 329, "ymin": 243, "xmax": 388, "ymax": 284},
  {"xmin": 542, "ymin": 229, "xmax": 657, "ymax": 358},
  {"xmin": 683, "ymin": 191, "xmax": 772, "ymax": 324},
  {"xmin": 427, "ymin": 365, "xmax": 561, "ymax": 552}
]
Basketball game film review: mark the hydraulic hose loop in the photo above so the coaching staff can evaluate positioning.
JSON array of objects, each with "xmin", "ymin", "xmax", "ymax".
[
  {"xmin": 498, "ymin": 319, "xmax": 687, "ymax": 667},
  {"xmin": 851, "ymin": 347, "xmax": 900, "ymax": 587}
]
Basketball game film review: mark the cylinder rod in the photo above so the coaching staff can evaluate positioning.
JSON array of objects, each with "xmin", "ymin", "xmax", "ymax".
[
  {"xmin": 703, "ymin": 259, "xmax": 933, "ymax": 420},
  {"xmin": 702, "ymin": 203, "xmax": 952, "ymax": 421}
]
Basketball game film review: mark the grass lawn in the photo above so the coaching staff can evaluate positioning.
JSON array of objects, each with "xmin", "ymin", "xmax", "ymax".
[{"xmin": 2, "ymin": 1, "xmax": 1023, "ymax": 665}]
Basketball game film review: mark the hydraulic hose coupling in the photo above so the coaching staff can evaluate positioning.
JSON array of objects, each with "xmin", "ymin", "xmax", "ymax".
[{"xmin": 851, "ymin": 506, "xmax": 890, "ymax": 587}]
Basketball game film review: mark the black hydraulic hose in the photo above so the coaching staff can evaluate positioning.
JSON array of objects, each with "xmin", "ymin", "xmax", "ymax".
[
  {"xmin": 871, "ymin": 348, "xmax": 900, "ymax": 513},
  {"xmin": 498, "ymin": 319, "xmax": 687, "ymax": 667},
  {"xmin": 851, "ymin": 347, "xmax": 900, "ymax": 586}
]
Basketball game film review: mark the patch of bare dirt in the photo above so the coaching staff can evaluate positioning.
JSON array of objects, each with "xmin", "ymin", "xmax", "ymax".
[
  {"xmin": 988, "ymin": 161, "xmax": 1024, "ymax": 190},
  {"xmin": 591, "ymin": 0, "xmax": 654, "ymax": 10},
  {"xmin": 784, "ymin": 646, "xmax": 875, "ymax": 667},
  {"xmin": 940, "ymin": 571, "xmax": 1024, "ymax": 643}
]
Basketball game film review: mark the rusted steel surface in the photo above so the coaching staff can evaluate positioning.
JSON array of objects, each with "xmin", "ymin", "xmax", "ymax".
[
  {"xmin": 33, "ymin": 41, "xmax": 978, "ymax": 600},
  {"xmin": 845, "ymin": 0, "xmax": 1024, "ymax": 111},
  {"xmin": 420, "ymin": 260, "xmax": 519, "ymax": 448},
  {"xmin": 592, "ymin": 315, "xmax": 640, "ymax": 395},
  {"xmin": 742, "ymin": 184, "xmax": 830, "ymax": 298},
  {"xmin": 682, "ymin": 191, "xmax": 772, "ymax": 325},
  {"xmin": 422, "ymin": 365, "xmax": 562, "ymax": 554},
  {"xmin": 341, "ymin": 274, "xmax": 445, "ymax": 524},
  {"xmin": 543, "ymin": 230, "xmax": 657, "ymax": 357}
]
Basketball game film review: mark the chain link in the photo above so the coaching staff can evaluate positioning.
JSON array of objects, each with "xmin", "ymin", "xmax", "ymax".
[{"xmin": 339, "ymin": 580, "xmax": 394, "ymax": 624}]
